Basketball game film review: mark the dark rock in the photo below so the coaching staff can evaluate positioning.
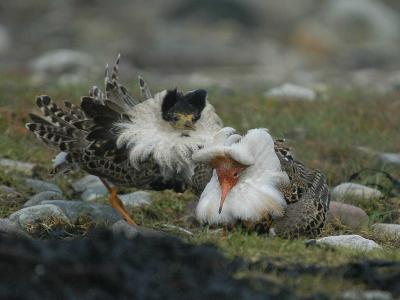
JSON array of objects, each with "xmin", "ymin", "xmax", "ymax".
[
  {"xmin": 24, "ymin": 178, "xmax": 62, "ymax": 194},
  {"xmin": 0, "ymin": 218, "xmax": 30, "ymax": 238}
]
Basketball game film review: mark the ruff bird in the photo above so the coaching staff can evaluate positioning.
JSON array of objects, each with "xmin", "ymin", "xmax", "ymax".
[
  {"xmin": 26, "ymin": 55, "xmax": 222, "ymax": 225},
  {"xmin": 193, "ymin": 128, "xmax": 330, "ymax": 238}
]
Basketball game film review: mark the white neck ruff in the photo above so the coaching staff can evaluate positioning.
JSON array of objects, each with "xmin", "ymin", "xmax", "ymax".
[
  {"xmin": 116, "ymin": 91, "xmax": 222, "ymax": 180},
  {"xmin": 194, "ymin": 128, "xmax": 289, "ymax": 225}
]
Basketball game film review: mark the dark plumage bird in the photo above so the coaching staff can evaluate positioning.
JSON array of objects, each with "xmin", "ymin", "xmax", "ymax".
[{"xmin": 26, "ymin": 55, "xmax": 223, "ymax": 224}]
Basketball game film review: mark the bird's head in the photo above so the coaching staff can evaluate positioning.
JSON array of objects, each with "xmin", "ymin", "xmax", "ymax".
[
  {"xmin": 161, "ymin": 89, "xmax": 207, "ymax": 130},
  {"xmin": 211, "ymin": 155, "xmax": 248, "ymax": 214}
]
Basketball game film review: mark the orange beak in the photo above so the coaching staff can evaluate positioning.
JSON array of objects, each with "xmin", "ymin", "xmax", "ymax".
[{"xmin": 218, "ymin": 178, "xmax": 235, "ymax": 214}]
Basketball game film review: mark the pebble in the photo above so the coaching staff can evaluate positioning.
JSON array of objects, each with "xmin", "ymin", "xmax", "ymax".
[
  {"xmin": 265, "ymin": 83, "xmax": 316, "ymax": 101},
  {"xmin": 327, "ymin": 201, "xmax": 369, "ymax": 230},
  {"xmin": 0, "ymin": 218, "xmax": 31, "ymax": 238},
  {"xmin": 342, "ymin": 289, "xmax": 393, "ymax": 300},
  {"xmin": 377, "ymin": 152, "xmax": 400, "ymax": 166},
  {"xmin": 371, "ymin": 223, "xmax": 400, "ymax": 240},
  {"xmin": 111, "ymin": 220, "xmax": 167, "ymax": 238},
  {"xmin": 332, "ymin": 182, "xmax": 382, "ymax": 201},
  {"xmin": 315, "ymin": 235, "xmax": 382, "ymax": 252},
  {"xmin": 9, "ymin": 204, "xmax": 69, "ymax": 229},
  {"xmin": 40, "ymin": 200, "xmax": 122, "ymax": 225},
  {"xmin": 81, "ymin": 182, "xmax": 108, "ymax": 201},
  {"xmin": 72, "ymin": 175, "xmax": 102, "ymax": 192},
  {"xmin": 0, "ymin": 158, "xmax": 36, "ymax": 176},
  {"xmin": 23, "ymin": 191, "xmax": 64, "ymax": 207},
  {"xmin": 119, "ymin": 191, "xmax": 152, "ymax": 210},
  {"xmin": 24, "ymin": 178, "xmax": 62, "ymax": 194}
]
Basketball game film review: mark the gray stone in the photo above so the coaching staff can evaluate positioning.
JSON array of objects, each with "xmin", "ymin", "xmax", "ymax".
[
  {"xmin": 0, "ymin": 185, "xmax": 16, "ymax": 194},
  {"xmin": 31, "ymin": 49, "xmax": 92, "ymax": 75},
  {"xmin": 372, "ymin": 223, "xmax": 400, "ymax": 240},
  {"xmin": 119, "ymin": 191, "xmax": 152, "ymax": 210},
  {"xmin": 81, "ymin": 182, "xmax": 108, "ymax": 201},
  {"xmin": 41, "ymin": 200, "xmax": 121, "ymax": 225},
  {"xmin": 0, "ymin": 25, "xmax": 10, "ymax": 54},
  {"xmin": 23, "ymin": 191, "xmax": 64, "ymax": 207},
  {"xmin": 111, "ymin": 220, "xmax": 167, "ymax": 238},
  {"xmin": 0, "ymin": 158, "xmax": 36, "ymax": 176},
  {"xmin": 342, "ymin": 289, "xmax": 393, "ymax": 300},
  {"xmin": 72, "ymin": 175, "xmax": 102, "ymax": 192},
  {"xmin": 265, "ymin": 83, "xmax": 316, "ymax": 101},
  {"xmin": 0, "ymin": 218, "xmax": 30, "ymax": 238},
  {"xmin": 377, "ymin": 152, "xmax": 400, "ymax": 166},
  {"xmin": 316, "ymin": 235, "xmax": 382, "ymax": 252},
  {"xmin": 24, "ymin": 178, "xmax": 62, "ymax": 194},
  {"xmin": 9, "ymin": 204, "xmax": 69, "ymax": 229},
  {"xmin": 327, "ymin": 201, "xmax": 369, "ymax": 230},
  {"xmin": 332, "ymin": 182, "xmax": 382, "ymax": 201}
]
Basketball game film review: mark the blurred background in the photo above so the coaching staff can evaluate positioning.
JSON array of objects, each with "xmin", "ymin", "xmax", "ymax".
[{"xmin": 1, "ymin": 0, "xmax": 400, "ymax": 92}]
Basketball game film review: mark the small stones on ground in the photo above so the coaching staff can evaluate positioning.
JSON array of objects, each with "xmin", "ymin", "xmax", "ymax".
[
  {"xmin": 9, "ymin": 204, "xmax": 69, "ymax": 229},
  {"xmin": 119, "ymin": 191, "xmax": 152, "ymax": 210},
  {"xmin": 371, "ymin": 223, "xmax": 400, "ymax": 240},
  {"xmin": 40, "ymin": 200, "xmax": 122, "ymax": 225},
  {"xmin": 0, "ymin": 218, "xmax": 30, "ymax": 238},
  {"xmin": 332, "ymin": 182, "xmax": 382, "ymax": 202},
  {"xmin": 111, "ymin": 220, "xmax": 166, "ymax": 238},
  {"xmin": 24, "ymin": 178, "xmax": 62, "ymax": 194},
  {"xmin": 72, "ymin": 175, "xmax": 102, "ymax": 192},
  {"xmin": 80, "ymin": 181, "xmax": 108, "ymax": 201},
  {"xmin": 265, "ymin": 83, "xmax": 316, "ymax": 101},
  {"xmin": 315, "ymin": 235, "xmax": 382, "ymax": 252},
  {"xmin": 0, "ymin": 185, "xmax": 23, "ymax": 204},
  {"xmin": 377, "ymin": 152, "xmax": 400, "ymax": 166},
  {"xmin": 342, "ymin": 289, "xmax": 393, "ymax": 300},
  {"xmin": 327, "ymin": 201, "xmax": 369, "ymax": 230},
  {"xmin": 0, "ymin": 158, "xmax": 37, "ymax": 176},
  {"xmin": 23, "ymin": 191, "xmax": 64, "ymax": 207}
]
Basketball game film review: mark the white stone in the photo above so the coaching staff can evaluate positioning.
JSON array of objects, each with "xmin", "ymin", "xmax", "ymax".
[
  {"xmin": 72, "ymin": 175, "xmax": 102, "ymax": 192},
  {"xmin": 372, "ymin": 223, "xmax": 400, "ymax": 240},
  {"xmin": 9, "ymin": 204, "xmax": 69, "ymax": 229},
  {"xmin": 265, "ymin": 83, "xmax": 316, "ymax": 101},
  {"xmin": 332, "ymin": 182, "xmax": 382, "ymax": 201},
  {"xmin": 23, "ymin": 191, "xmax": 64, "ymax": 207},
  {"xmin": 81, "ymin": 181, "xmax": 108, "ymax": 201},
  {"xmin": 119, "ymin": 191, "xmax": 152, "ymax": 210},
  {"xmin": 342, "ymin": 289, "xmax": 393, "ymax": 300},
  {"xmin": 316, "ymin": 235, "xmax": 382, "ymax": 252},
  {"xmin": 0, "ymin": 158, "xmax": 36, "ymax": 176},
  {"xmin": 377, "ymin": 153, "xmax": 400, "ymax": 166}
]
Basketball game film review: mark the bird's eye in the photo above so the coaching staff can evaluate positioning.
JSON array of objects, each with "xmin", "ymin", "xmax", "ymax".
[
  {"xmin": 233, "ymin": 172, "xmax": 239, "ymax": 178},
  {"xmin": 172, "ymin": 116, "xmax": 179, "ymax": 122}
]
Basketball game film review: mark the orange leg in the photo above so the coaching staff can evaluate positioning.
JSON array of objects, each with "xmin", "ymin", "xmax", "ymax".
[{"xmin": 100, "ymin": 178, "xmax": 137, "ymax": 226}]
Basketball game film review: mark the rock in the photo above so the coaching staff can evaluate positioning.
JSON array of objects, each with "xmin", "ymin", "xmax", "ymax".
[
  {"xmin": 119, "ymin": 191, "xmax": 152, "ymax": 210},
  {"xmin": 40, "ymin": 200, "xmax": 121, "ymax": 225},
  {"xmin": 0, "ymin": 185, "xmax": 17, "ymax": 194},
  {"xmin": 377, "ymin": 153, "xmax": 400, "ymax": 166},
  {"xmin": 0, "ymin": 158, "xmax": 36, "ymax": 176},
  {"xmin": 342, "ymin": 289, "xmax": 393, "ymax": 300},
  {"xmin": 0, "ymin": 25, "xmax": 10, "ymax": 54},
  {"xmin": 372, "ymin": 223, "xmax": 400, "ymax": 240},
  {"xmin": 265, "ymin": 83, "xmax": 316, "ymax": 101},
  {"xmin": 24, "ymin": 178, "xmax": 62, "ymax": 194},
  {"xmin": 111, "ymin": 220, "xmax": 167, "ymax": 238},
  {"xmin": 81, "ymin": 183, "xmax": 108, "ymax": 201},
  {"xmin": 31, "ymin": 49, "xmax": 92, "ymax": 75},
  {"xmin": 327, "ymin": 201, "xmax": 369, "ymax": 230},
  {"xmin": 23, "ymin": 191, "xmax": 64, "ymax": 207},
  {"xmin": 316, "ymin": 235, "xmax": 382, "ymax": 252},
  {"xmin": 0, "ymin": 219, "xmax": 30, "ymax": 238},
  {"xmin": 332, "ymin": 183, "xmax": 382, "ymax": 202},
  {"xmin": 9, "ymin": 204, "xmax": 69, "ymax": 229},
  {"xmin": 72, "ymin": 175, "xmax": 102, "ymax": 192}
]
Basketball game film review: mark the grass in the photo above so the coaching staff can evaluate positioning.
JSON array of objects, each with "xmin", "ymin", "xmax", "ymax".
[{"xmin": 0, "ymin": 74, "xmax": 399, "ymax": 298}]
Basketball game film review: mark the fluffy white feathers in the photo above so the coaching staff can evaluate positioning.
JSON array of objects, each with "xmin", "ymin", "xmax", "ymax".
[
  {"xmin": 116, "ymin": 91, "xmax": 222, "ymax": 180},
  {"xmin": 193, "ymin": 128, "xmax": 289, "ymax": 225}
]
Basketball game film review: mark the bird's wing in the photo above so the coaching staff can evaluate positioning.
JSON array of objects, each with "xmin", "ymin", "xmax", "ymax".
[
  {"xmin": 191, "ymin": 163, "xmax": 214, "ymax": 196},
  {"xmin": 273, "ymin": 139, "xmax": 330, "ymax": 238}
]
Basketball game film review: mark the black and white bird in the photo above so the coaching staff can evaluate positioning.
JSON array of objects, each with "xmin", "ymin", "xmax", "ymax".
[
  {"xmin": 26, "ymin": 55, "xmax": 223, "ymax": 224},
  {"xmin": 193, "ymin": 127, "xmax": 330, "ymax": 238}
]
